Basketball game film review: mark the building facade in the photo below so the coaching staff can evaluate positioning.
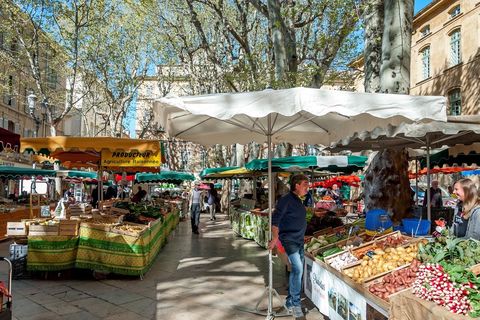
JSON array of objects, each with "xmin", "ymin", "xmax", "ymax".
[
  {"xmin": 410, "ymin": 0, "xmax": 479, "ymax": 115},
  {"xmin": 0, "ymin": 2, "xmax": 66, "ymax": 138}
]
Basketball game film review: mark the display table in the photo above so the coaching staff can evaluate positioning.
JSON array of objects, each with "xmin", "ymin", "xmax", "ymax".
[
  {"xmin": 230, "ymin": 208, "xmax": 268, "ymax": 248},
  {"xmin": 27, "ymin": 212, "xmax": 179, "ymax": 276},
  {"xmin": 28, "ymin": 236, "xmax": 79, "ymax": 271},
  {"xmin": 0, "ymin": 206, "xmax": 40, "ymax": 240},
  {"xmin": 389, "ymin": 290, "xmax": 473, "ymax": 320},
  {"xmin": 304, "ymin": 255, "xmax": 388, "ymax": 320}
]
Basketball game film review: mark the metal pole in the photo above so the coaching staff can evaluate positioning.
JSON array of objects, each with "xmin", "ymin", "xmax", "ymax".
[
  {"xmin": 267, "ymin": 114, "xmax": 274, "ymax": 319},
  {"xmin": 415, "ymin": 157, "xmax": 419, "ymax": 206},
  {"xmin": 426, "ymin": 140, "xmax": 431, "ymax": 221}
]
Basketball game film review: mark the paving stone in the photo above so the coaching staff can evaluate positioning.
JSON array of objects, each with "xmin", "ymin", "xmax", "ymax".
[
  {"xmin": 54, "ymin": 289, "xmax": 91, "ymax": 302},
  {"xmin": 120, "ymin": 297, "xmax": 157, "ymax": 318},
  {"xmin": 103, "ymin": 310, "xmax": 150, "ymax": 320},
  {"xmin": 70, "ymin": 297, "xmax": 127, "ymax": 318},
  {"xmin": 24, "ymin": 292, "xmax": 64, "ymax": 305},
  {"xmin": 42, "ymin": 300, "xmax": 82, "ymax": 315},
  {"xmin": 64, "ymin": 310, "xmax": 101, "ymax": 320},
  {"xmin": 12, "ymin": 302, "xmax": 49, "ymax": 318},
  {"xmin": 96, "ymin": 290, "xmax": 145, "ymax": 305}
]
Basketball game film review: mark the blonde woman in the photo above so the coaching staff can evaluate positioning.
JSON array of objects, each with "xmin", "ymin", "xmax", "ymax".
[{"xmin": 452, "ymin": 179, "xmax": 480, "ymax": 239}]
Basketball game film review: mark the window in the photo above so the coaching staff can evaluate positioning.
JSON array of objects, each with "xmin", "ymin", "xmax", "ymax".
[
  {"xmin": 449, "ymin": 5, "xmax": 461, "ymax": 19},
  {"xmin": 448, "ymin": 88, "xmax": 461, "ymax": 115},
  {"xmin": 420, "ymin": 25, "xmax": 430, "ymax": 37},
  {"xmin": 420, "ymin": 46, "xmax": 430, "ymax": 80},
  {"xmin": 449, "ymin": 29, "xmax": 461, "ymax": 66},
  {"xmin": 47, "ymin": 70, "xmax": 57, "ymax": 89}
]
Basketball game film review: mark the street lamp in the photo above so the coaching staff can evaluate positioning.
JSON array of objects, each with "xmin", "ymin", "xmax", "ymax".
[{"xmin": 26, "ymin": 91, "xmax": 41, "ymax": 137}]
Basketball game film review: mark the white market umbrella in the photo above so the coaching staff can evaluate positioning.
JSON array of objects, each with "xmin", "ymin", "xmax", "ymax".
[
  {"xmin": 330, "ymin": 121, "xmax": 480, "ymax": 221},
  {"xmin": 157, "ymin": 87, "xmax": 446, "ymax": 318}
]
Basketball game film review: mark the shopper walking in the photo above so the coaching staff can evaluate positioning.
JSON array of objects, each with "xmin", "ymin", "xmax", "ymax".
[
  {"xmin": 208, "ymin": 183, "xmax": 218, "ymax": 221},
  {"xmin": 190, "ymin": 182, "xmax": 203, "ymax": 234},
  {"xmin": 269, "ymin": 174, "xmax": 309, "ymax": 318}
]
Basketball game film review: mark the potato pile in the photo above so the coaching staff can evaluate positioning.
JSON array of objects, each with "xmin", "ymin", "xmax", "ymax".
[
  {"xmin": 343, "ymin": 243, "xmax": 419, "ymax": 283},
  {"xmin": 368, "ymin": 259, "xmax": 420, "ymax": 300}
]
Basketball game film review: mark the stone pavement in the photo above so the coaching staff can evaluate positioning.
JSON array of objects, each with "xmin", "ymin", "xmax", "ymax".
[{"xmin": 0, "ymin": 213, "xmax": 325, "ymax": 320}]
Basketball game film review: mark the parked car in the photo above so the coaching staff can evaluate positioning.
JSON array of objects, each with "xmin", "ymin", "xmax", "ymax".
[{"xmin": 410, "ymin": 184, "xmax": 457, "ymax": 208}]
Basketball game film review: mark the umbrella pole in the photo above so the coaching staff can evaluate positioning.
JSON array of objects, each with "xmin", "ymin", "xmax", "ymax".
[
  {"xmin": 415, "ymin": 157, "xmax": 419, "ymax": 206},
  {"xmin": 267, "ymin": 115, "xmax": 274, "ymax": 319},
  {"xmin": 426, "ymin": 141, "xmax": 431, "ymax": 221}
]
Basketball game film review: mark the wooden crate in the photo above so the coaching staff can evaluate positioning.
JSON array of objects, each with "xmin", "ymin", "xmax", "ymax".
[
  {"xmin": 29, "ymin": 224, "xmax": 59, "ymax": 236},
  {"xmin": 6, "ymin": 222, "xmax": 27, "ymax": 236},
  {"xmin": 110, "ymin": 207, "xmax": 130, "ymax": 216},
  {"xmin": 59, "ymin": 220, "xmax": 79, "ymax": 236},
  {"xmin": 363, "ymin": 264, "xmax": 412, "ymax": 301},
  {"xmin": 110, "ymin": 222, "xmax": 147, "ymax": 237}
]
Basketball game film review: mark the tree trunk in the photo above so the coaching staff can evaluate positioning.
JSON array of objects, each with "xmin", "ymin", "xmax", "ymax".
[
  {"xmin": 380, "ymin": 0, "xmax": 413, "ymax": 94},
  {"xmin": 363, "ymin": 149, "xmax": 413, "ymax": 221},
  {"xmin": 363, "ymin": 0, "xmax": 384, "ymax": 93},
  {"xmin": 266, "ymin": 0, "xmax": 297, "ymax": 87}
]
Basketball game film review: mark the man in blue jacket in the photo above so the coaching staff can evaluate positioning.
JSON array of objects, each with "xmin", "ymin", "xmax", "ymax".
[{"xmin": 269, "ymin": 174, "xmax": 309, "ymax": 318}]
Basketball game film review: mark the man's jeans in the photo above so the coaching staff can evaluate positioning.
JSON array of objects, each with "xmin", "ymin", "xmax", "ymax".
[
  {"xmin": 283, "ymin": 242, "xmax": 304, "ymax": 308},
  {"xmin": 191, "ymin": 203, "xmax": 201, "ymax": 231}
]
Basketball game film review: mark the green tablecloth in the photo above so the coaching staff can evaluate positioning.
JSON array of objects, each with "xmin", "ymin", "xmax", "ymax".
[
  {"xmin": 27, "ymin": 213, "xmax": 179, "ymax": 276},
  {"xmin": 230, "ymin": 209, "xmax": 268, "ymax": 248}
]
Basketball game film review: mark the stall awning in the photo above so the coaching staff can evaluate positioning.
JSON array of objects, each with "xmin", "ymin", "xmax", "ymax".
[
  {"xmin": 135, "ymin": 171, "xmax": 195, "ymax": 183},
  {"xmin": 57, "ymin": 170, "xmax": 98, "ymax": 179},
  {"xmin": 0, "ymin": 166, "xmax": 56, "ymax": 178},
  {"xmin": 199, "ymin": 166, "xmax": 240, "ymax": 178},
  {"xmin": 21, "ymin": 136, "xmax": 161, "ymax": 172},
  {"xmin": 245, "ymin": 155, "xmax": 367, "ymax": 172},
  {"xmin": 207, "ymin": 167, "xmax": 253, "ymax": 178},
  {"xmin": 420, "ymin": 149, "xmax": 480, "ymax": 168}
]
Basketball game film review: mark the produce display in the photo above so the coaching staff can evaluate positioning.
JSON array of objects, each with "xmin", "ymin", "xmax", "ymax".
[
  {"xmin": 113, "ymin": 202, "xmax": 167, "ymax": 224},
  {"xmin": 415, "ymin": 236, "xmax": 480, "ymax": 317},
  {"xmin": 412, "ymin": 263, "xmax": 479, "ymax": 316},
  {"xmin": 343, "ymin": 242, "xmax": 420, "ymax": 283},
  {"xmin": 315, "ymin": 247, "xmax": 344, "ymax": 261},
  {"xmin": 418, "ymin": 236, "xmax": 480, "ymax": 266},
  {"xmin": 328, "ymin": 251, "xmax": 358, "ymax": 271},
  {"xmin": 368, "ymin": 259, "xmax": 420, "ymax": 301},
  {"xmin": 352, "ymin": 233, "xmax": 410, "ymax": 259},
  {"xmin": 111, "ymin": 223, "xmax": 147, "ymax": 236},
  {"xmin": 305, "ymin": 237, "xmax": 329, "ymax": 254}
]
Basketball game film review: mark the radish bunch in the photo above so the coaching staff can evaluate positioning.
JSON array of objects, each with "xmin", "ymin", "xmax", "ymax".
[{"xmin": 412, "ymin": 263, "xmax": 473, "ymax": 315}]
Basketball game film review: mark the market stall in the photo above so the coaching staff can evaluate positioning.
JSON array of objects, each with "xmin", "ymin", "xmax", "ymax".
[
  {"xmin": 0, "ymin": 167, "xmax": 56, "ymax": 239},
  {"xmin": 26, "ymin": 211, "xmax": 179, "ymax": 276},
  {"xmin": 17, "ymin": 137, "xmax": 179, "ymax": 276},
  {"xmin": 304, "ymin": 229, "xmax": 480, "ymax": 320},
  {"xmin": 135, "ymin": 171, "xmax": 194, "ymax": 219}
]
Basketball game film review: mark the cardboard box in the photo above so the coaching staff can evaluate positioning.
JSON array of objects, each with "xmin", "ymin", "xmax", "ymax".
[
  {"xmin": 6, "ymin": 222, "xmax": 27, "ymax": 236},
  {"xmin": 28, "ymin": 224, "xmax": 59, "ymax": 236}
]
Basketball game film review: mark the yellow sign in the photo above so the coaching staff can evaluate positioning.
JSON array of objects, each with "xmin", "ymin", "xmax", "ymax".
[{"xmin": 101, "ymin": 150, "xmax": 161, "ymax": 168}]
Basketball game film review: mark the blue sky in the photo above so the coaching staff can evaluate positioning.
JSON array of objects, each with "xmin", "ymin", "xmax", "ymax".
[{"xmin": 415, "ymin": 0, "xmax": 433, "ymax": 13}]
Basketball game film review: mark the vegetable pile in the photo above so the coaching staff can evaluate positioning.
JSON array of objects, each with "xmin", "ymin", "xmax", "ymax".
[
  {"xmin": 328, "ymin": 252, "xmax": 358, "ymax": 271},
  {"xmin": 419, "ymin": 236, "xmax": 480, "ymax": 266},
  {"xmin": 412, "ymin": 263, "xmax": 475, "ymax": 316},
  {"xmin": 353, "ymin": 234, "xmax": 410, "ymax": 259},
  {"xmin": 315, "ymin": 247, "xmax": 344, "ymax": 261},
  {"xmin": 344, "ymin": 243, "xmax": 419, "ymax": 282},
  {"xmin": 368, "ymin": 259, "xmax": 420, "ymax": 301}
]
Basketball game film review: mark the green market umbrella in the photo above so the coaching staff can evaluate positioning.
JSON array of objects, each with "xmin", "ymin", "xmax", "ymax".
[
  {"xmin": 0, "ymin": 166, "xmax": 56, "ymax": 178},
  {"xmin": 245, "ymin": 155, "xmax": 367, "ymax": 173},
  {"xmin": 135, "ymin": 171, "xmax": 195, "ymax": 183},
  {"xmin": 199, "ymin": 166, "xmax": 240, "ymax": 179}
]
